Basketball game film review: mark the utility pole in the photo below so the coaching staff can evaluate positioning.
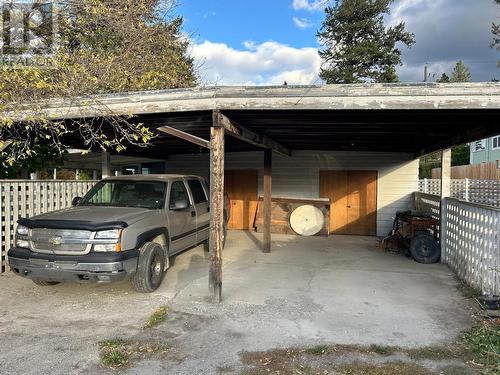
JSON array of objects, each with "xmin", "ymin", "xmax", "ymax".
[{"xmin": 424, "ymin": 64, "xmax": 428, "ymax": 82}]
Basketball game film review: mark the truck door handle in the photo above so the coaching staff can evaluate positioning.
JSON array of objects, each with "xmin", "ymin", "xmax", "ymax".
[
  {"xmin": 207, "ymin": 207, "xmax": 210, "ymax": 212},
  {"xmin": 191, "ymin": 211, "xmax": 196, "ymax": 217}
]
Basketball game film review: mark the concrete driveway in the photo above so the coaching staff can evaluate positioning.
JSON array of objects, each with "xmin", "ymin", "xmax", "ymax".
[{"xmin": 0, "ymin": 232, "xmax": 474, "ymax": 374}]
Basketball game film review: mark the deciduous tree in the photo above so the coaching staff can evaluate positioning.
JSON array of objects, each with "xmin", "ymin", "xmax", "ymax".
[{"xmin": 0, "ymin": 0, "xmax": 196, "ymax": 167}]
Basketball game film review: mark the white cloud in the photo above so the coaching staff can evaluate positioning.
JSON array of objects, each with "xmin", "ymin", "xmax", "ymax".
[
  {"xmin": 191, "ymin": 40, "xmax": 322, "ymax": 86},
  {"xmin": 293, "ymin": 17, "xmax": 314, "ymax": 29},
  {"xmin": 292, "ymin": 0, "xmax": 327, "ymax": 12}
]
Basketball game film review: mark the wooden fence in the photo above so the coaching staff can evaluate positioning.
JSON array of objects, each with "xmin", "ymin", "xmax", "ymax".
[
  {"xmin": 418, "ymin": 179, "xmax": 500, "ymax": 208},
  {"xmin": 432, "ymin": 161, "xmax": 500, "ymax": 180},
  {"xmin": 415, "ymin": 192, "xmax": 500, "ymax": 296},
  {"xmin": 0, "ymin": 180, "xmax": 97, "ymax": 273}
]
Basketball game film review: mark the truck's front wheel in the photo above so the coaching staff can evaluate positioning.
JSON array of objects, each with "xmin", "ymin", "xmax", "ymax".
[{"xmin": 131, "ymin": 242, "xmax": 165, "ymax": 293}]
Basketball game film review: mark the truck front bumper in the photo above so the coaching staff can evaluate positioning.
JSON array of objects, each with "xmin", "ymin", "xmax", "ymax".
[{"xmin": 7, "ymin": 247, "xmax": 139, "ymax": 283}]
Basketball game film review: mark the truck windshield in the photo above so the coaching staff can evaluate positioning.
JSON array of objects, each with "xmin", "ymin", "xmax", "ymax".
[{"xmin": 80, "ymin": 181, "xmax": 166, "ymax": 209}]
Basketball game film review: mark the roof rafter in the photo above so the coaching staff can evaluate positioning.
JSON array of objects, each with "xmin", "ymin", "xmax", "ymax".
[{"xmin": 213, "ymin": 110, "xmax": 291, "ymax": 157}]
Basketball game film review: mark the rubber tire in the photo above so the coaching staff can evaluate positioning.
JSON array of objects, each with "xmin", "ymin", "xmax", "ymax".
[
  {"xmin": 409, "ymin": 233, "xmax": 440, "ymax": 264},
  {"xmin": 32, "ymin": 280, "xmax": 60, "ymax": 286},
  {"xmin": 203, "ymin": 223, "xmax": 227, "ymax": 252},
  {"xmin": 131, "ymin": 242, "xmax": 165, "ymax": 293}
]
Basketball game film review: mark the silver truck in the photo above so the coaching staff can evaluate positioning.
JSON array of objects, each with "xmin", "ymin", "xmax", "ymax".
[{"xmin": 7, "ymin": 175, "xmax": 229, "ymax": 292}]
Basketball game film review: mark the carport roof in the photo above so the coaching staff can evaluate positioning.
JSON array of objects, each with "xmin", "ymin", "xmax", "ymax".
[{"xmin": 23, "ymin": 82, "xmax": 500, "ymax": 157}]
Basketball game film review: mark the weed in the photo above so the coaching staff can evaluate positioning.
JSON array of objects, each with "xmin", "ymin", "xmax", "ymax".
[
  {"xmin": 144, "ymin": 305, "xmax": 169, "ymax": 329},
  {"xmin": 98, "ymin": 338, "xmax": 171, "ymax": 370},
  {"xmin": 99, "ymin": 339, "xmax": 130, "ymax": 369}
]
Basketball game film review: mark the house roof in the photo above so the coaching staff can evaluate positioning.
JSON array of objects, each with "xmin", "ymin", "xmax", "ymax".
[{"xmin": 13, "ymin": 82, "xmax": 500, "ymax": 157}]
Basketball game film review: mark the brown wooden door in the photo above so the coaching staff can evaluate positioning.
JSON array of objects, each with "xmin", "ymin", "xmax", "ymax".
[
  {"xmin": 320, "ymin": 170, "xmax": 377, "ymax": 235},
  {"xmin": 224, "ymin": 170, "xmax": 258, "ymax": 230}
]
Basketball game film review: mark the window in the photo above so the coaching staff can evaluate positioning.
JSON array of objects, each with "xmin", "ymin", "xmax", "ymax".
[
  {"xmin": 80, "ymin": 181, "xmax": 166, "ymax": 209},
  {"xmin": 473, "ymin": 140, "xmax": 487, "ymax": 152},
  {"xmin": 492, "ymin": 136, "xmax": 500, "ymax": 150},
  {"xmin": 169, "ymin": 181, "xmax": 190, "ymax": 209},
  {"xmin": 188, "ymin": 179, "xmax": 208, "ymax": 204}
]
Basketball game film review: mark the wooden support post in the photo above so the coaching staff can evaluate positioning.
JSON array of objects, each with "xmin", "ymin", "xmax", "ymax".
[
  {"xmin": 209, "ymin": 123, "xmax": 225, "ymax": 303},
  {"xmin": 263, "ymin": 149, "xmax": 272, "ymax": 253},
  {"xmin": 440, "ymin": 148, "xmax": 451, "ymax": 263},
  {"xmin": 102, "ymin": 151, "xmax": 111, "ymax": 178}
]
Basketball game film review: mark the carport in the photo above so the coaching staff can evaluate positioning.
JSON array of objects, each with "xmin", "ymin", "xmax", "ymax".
[{"xmin": 35, "ymin": 83, "xmax": 500, "ymax": 302}]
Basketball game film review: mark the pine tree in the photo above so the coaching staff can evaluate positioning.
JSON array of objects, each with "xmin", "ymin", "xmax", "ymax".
[
  {"xmin": 318, "ymin": 0, "xmax": 415, "ymax": 83},
  {"xmin": 436, "ymin": 73, "xmax": 450, "ymax": 83},
  {"xmin": 450, "ymin": 60, "xmax": 471, "ymax": 82},
  {"xmin": 492, "ymin": 0, "xmax": 500, "ymax": 67}
]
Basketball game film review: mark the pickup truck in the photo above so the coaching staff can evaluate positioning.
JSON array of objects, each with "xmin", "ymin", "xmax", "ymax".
[{"xmin": 7, "ymin": 175, "xmax": 229, "ymax": 292}]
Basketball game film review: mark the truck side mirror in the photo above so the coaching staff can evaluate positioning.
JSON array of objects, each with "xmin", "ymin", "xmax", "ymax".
[
  {"xmin": 170, "ymin": 199, "xmax": 189, "ymax": 211},
  {"xmin": 72, "ymin": 197, "xmax": 82, "ymax": 206}
]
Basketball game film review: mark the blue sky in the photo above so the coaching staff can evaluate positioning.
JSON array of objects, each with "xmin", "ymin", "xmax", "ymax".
[
  {"xmin": 178, "ymin": 0, "xmax": 324, "ymax": 49},
  {"xmin": 177, "ymin": 0, "xmax": 500, "ymax": 85}
]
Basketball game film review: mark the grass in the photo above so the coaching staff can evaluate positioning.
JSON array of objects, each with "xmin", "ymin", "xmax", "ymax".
[
  {"xmin": 304, "ymin": 345, "xmax": 329, "ymax": 355},
  {"xmin": 463, "ymin": 319, "xmax": 500, "ymax": 374},
  {"xmin": 367, "ymin": 344, "xmax": 397, "ymax": 356},
  {"xmin": 98, "ymin": 338, "xmax": 171, "ymax": 370},
  {"xmin": 335, "ymin": 362, "xmax": 431, "ymax": 375},
  {"xmin": 143, "ymin": 305, "xmax": 169, "ymax": 329}
]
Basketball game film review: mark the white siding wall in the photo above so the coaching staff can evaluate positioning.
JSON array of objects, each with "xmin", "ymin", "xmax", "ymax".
[{"xmin": 165, "ymin": 151, "xmax": 419, "ymax": 237}]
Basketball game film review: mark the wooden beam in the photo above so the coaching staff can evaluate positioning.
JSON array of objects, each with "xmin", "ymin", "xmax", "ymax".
[
  {"xmin": 440, "ymin": 148, "xmax": 451, "ymax": 261},
  {"xmin": 214, "ymin": 110, "xmax": 291, "ymax": 157},
  {"xmin": 263, "ymin": 149, "xmax": 272, "ymax": 253},
  {"xmin": 208, "ymin": 121, "xmax": 225, "ymax": 303},
  {"xmin": 157, "ymin": 126, "xmax": 211, "ymax": 149}
]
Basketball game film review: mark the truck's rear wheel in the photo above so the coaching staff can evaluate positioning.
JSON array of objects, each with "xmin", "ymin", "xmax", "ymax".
[
  {"xmin": 32, "ymin": 280, "xmax": 60, "ymax": 286},
  {"xmin": 131, "ymin": 242, "xmax": 165, "ymax": 293}
]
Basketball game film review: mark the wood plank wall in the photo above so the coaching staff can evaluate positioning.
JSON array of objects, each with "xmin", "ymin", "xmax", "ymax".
[{"xmin": 432, "ymin": 161, "xmax": 500, "ymax": 180}]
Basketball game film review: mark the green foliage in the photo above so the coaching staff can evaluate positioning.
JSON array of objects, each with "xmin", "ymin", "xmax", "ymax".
[
  {"xmin": 436, "ymin": 73, "xmax": 450, "ymax": 83},
  {"xmin": 451, "ymin": 60, "xmax": 472, "ymax": 82},
  {"xmin": 0, "ymin": 145, "xmax": 64, "ymax": 178},
  {"xmin": 0, "ymin": 0, "xmax": 196, "ymax": 167},
  {"xmin": 419, "ymin": 144, "xmax": 470, "ymax": 178},
  {"xmin": 451, "ymin": 144, "xmax": 470, "ymax": 166},
  {"xmin": 318, "ymin": 0, "xmax": 415, "ymax": 83}
]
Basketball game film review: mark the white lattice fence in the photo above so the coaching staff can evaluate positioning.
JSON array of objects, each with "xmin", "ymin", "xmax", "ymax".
[
  {"xmin": 0, "ymin": 180, "xmax": 97, "ymax": 273},
  {"xmin": 414, "ymin": 192, "xmax": 441, "ymax": 220},
  {"xmin": 418, "ymin": 179, "xmax": 500, "ymax": 208},
  {"xmin": 442, "ymin": 198, "xmax": 500, "ymax": 296}
]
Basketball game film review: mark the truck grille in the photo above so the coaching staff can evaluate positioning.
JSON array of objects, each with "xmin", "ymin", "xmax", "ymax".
[{"xmin": 30, "ymin": 228, "xmax": 92, "ymax": 255}]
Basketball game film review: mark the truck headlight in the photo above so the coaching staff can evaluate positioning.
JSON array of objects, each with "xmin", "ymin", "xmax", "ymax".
[
  {"xmin": 95, "ymin": 229, "xmax": 121, "ymax": 239},
  {"xmin": 93, "ymin": 244, "xmax": 120, "ymax": 252},
  {"xmin": 16, "ymin": 225, "xmax": 30, "ymax": 248},
  {"xmin": 16, "ymin": 239, "xmax": 29, "ymax": 249},
  {"xmin": 93, "ymin": 229, "xmax": 122, "ymax": 252},
  {"xmin": 16, "ymin": 225, "xmax": 29, "ymax": 236}
]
